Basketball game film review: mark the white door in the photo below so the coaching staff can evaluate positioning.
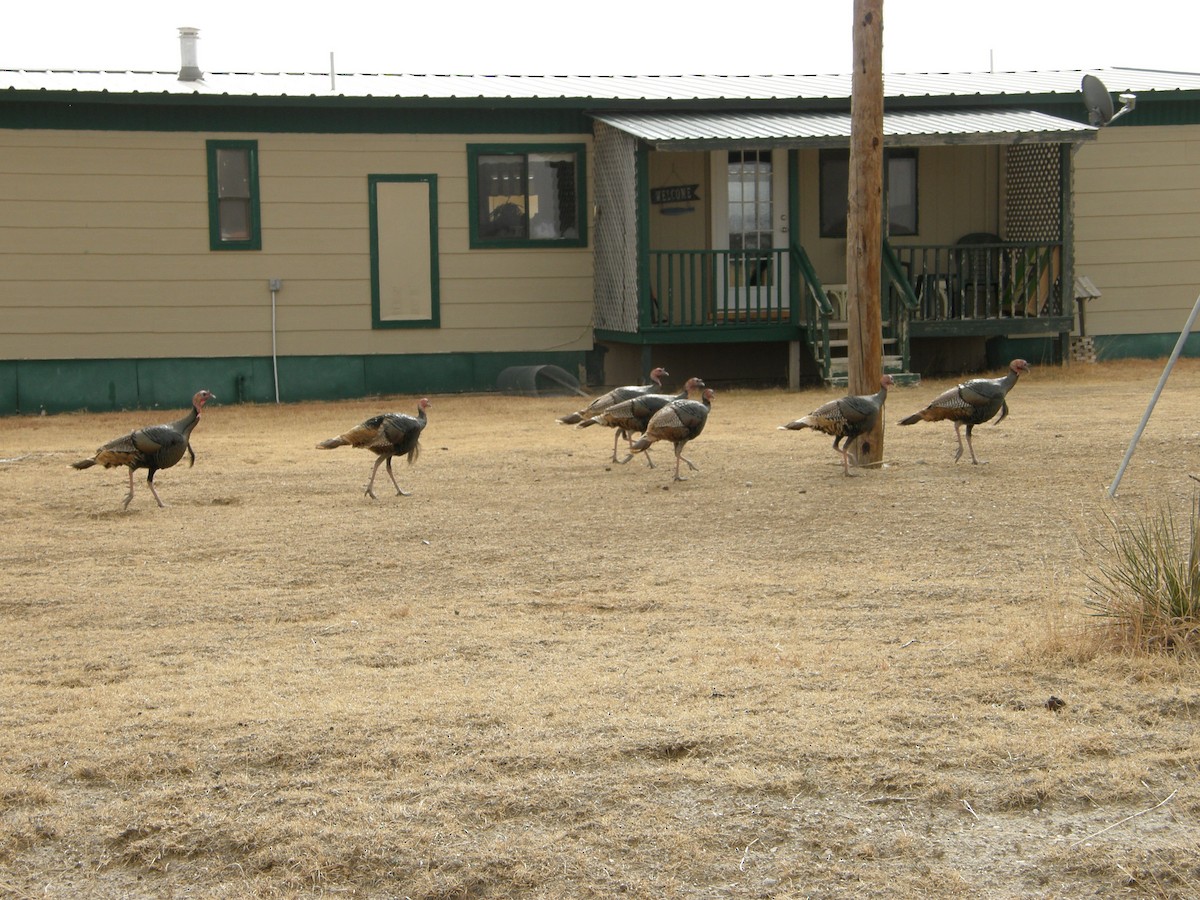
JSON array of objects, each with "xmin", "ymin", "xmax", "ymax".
[{"xmin": 711, "ymin": 149, "xmax": 789, "ymax": 314}]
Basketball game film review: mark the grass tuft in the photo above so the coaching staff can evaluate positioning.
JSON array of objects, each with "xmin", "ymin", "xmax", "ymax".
[{"xmin": 1086, "ymin": 491, "xmax": 1200, "ymax": 656}]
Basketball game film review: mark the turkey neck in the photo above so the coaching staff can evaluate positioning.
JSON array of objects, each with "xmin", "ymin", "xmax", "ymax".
[
  {"xmin": 997, "ymin": 368, "xmax": 1021, "ymax": 392},
  {"xmin": 170, "ymin": 400, "xmax": 203, "ymax": 438}
]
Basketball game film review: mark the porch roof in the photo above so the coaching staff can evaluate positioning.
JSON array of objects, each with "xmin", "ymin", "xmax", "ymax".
[{"xmin": 592, "ymin": 108, "xmax": 1096, "ymax": 149}]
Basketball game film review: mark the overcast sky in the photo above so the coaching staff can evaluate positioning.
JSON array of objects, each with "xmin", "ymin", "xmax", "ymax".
[{"xmin": 2, "ymin": 0, "xmax": 1194, "ymax": 77}]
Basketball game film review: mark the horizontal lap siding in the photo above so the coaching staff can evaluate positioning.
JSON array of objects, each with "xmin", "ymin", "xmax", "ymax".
[
  {"xmin": 0, "ymin": 130, "xmax": 594, "ymax": 360},
  {"xmin": 1074, "ymin": 125, "xmax": 1200, "ymax": 336}
]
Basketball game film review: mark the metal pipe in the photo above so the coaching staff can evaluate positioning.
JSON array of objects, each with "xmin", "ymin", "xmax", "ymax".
[
  {"xmin": 268, "ymin": 279, "xmax": 282, "ymax": 404},
  {"xmin": 1107, "ymin": 291, "xmax": 1200, "ymax": 498},
  {"xmin": 271, "ymin": 289, "xmax": 279, "ymax": 404}
]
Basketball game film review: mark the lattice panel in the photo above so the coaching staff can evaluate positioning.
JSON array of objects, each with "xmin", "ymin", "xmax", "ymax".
[
  {"xmin": 1005, "ymin": 144, "xmax": 1060, "ymax": 241},
  {"xmin": 592, "ymin": 121, "xmax": 639, "ymax": 333}
]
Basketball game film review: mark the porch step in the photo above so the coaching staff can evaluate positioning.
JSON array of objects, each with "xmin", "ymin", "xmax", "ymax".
[
  {"xmin": 824, "ymin": 371, "xmax": 921, "ymax": 388},
  {"xmin": 825, "ymin": 337, "xmax": 898, "ymax": 350},
  {"xmin": 809, "ymin": 319, "xmax": 918, "ymax": 388},
  {"xmin": 822, "ymin": 351, "xmax": 920, "ymax": 388}
]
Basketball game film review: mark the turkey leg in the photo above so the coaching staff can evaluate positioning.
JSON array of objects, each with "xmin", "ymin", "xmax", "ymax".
[
  {"xmin": 384, "ymin": 457, "xmax": 411, "ymax": 496},
  {"xmin": 146, "ymin": 471, "xmax": 167, "ymax": 508},
  {"xmin": 121, "ymin": 467, "xmax": 136, "ymax": 510}
]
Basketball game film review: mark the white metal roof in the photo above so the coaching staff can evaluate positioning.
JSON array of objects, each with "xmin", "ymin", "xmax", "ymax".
[
  {"xmin": 1, "ymin": 67, "xmax": 1197, "ymax": 102},
  {"xmin": 594, "ymin": 108, "xmax": 1097, "ymax": 148}
]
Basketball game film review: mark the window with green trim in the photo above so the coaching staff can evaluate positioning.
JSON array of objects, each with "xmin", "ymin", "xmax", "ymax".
[
  {"xmin": 206, "ymin": 140, "xmax": 261, "ymax": 250},
  {"xmin": 819, "ymin": 148, "xmax": 918, "ymax": 238},
  {"xmin": 467, "ymin": 144, "xmax": 587, "ymax": 248}
]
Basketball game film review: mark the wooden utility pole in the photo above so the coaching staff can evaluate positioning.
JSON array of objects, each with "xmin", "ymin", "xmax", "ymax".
[{"xmin": 847, "ymin": 0, "xmax": 885, "ymax": 466}]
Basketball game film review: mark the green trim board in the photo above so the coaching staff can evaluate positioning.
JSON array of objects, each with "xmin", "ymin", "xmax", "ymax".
[
  {"xmin": 0, "ymin": 351, "xmax": 587, "ymax": 415},
  {"xmin": 368, "ymin": 174, "xmax": 441, "ymax": 329},
  {"xmin": 910, "ymin": 316, "xmax": 1074, "ymax": 338},
  {"xmin": 205, "ymin": 140, "xmax": 261, "ymax": 251},
  {"xmin": 595, "ymin": 324, "xmax": 803, "ymax": 345},
  {"xmin": 0, "ymin": 99, "xmax": 595, "ymax": 134}
]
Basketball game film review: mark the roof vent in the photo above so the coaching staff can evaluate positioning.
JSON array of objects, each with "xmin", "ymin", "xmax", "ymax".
[{"xmin": 177, "ymin": 27, "xmax": 203, "ymax": 82}]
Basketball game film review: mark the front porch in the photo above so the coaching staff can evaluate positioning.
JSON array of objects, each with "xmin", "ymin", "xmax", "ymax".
[
  {"xmin": 589, "ymin": 109, "xmax": 1093, "ymax": 387},
  {"xmin": 594, "ymin": 239, "xmax": 1076, "ymax": 384}
]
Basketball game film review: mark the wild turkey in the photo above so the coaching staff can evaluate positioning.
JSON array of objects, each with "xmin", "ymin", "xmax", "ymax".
[
  {"xmin": 70, "ymin": 389, "xmax": 215, "ymax": 509},
  {"xmin": 779, "ymin": 375, "xmax": 894, "ymax": 476},
  {"xmin": 577, "ymin": 376, "xmax": 705, "ymax": 467},
  {"xmin": 628, "ymin": 388, "xmax": 714, "ymax": 481},
  {"xmin": 317, "ymin": 398, "xmax": 430, "ymax": 498},
  {"xmin": 552, "ymin": 367, "xmax": 667, "ymax": 434},
  {"xmin": 897, "ymin": 359, "xmax": 1029, "ymax": 464}
]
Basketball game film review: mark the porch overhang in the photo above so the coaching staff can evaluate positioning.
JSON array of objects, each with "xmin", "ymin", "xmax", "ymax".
[{"xmin": 592, "ymin": 108, "xmax": 1097, "ymax": 149}]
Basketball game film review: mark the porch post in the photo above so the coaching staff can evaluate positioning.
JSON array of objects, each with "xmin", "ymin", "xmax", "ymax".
[{"xmin": 847, "ymin": 0, "xmax": 885, "ymax": 466}]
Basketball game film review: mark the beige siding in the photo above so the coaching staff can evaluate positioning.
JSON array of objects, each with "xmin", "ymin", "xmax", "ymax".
[
  {"xmin": 0, "ymin": 130, "xmax": 594, "ymax": 360},
  {"xmin": 646, "ymin": 151, "xmax": 710, "ymax": 251},
  {"xmin": 1074, "ymin": 124, "xmax": 1200, "ymax": 336},
  {"xmin": 796, "ymin": 145, "xmax": 1002, "ymax": 283}
]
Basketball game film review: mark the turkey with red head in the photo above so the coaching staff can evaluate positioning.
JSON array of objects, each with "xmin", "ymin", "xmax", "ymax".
[
  {"xmin": 556, "ymin": 366, "xmax": 670, "ymax": 464},
  {"xmin": 897, "ymin": 359, "xmax": 1029, "ymax": 464},
  {"xmin": 779, "ymin": 376, "xmax": 893, "ymax": 476},
  {"xmin": 578, "ymin": 376, "xmax": 705, "ymax": 467},
  {"xmin": 318, "ymin": 398, "xmax": 430, "ymax": 498},
  {"xmin": 70, "ymin": 389, "xmax": 215, "ymax": 509},
  {"xmin": 628, "ymin": 388, "xmax": 714, "ymax": 482}
]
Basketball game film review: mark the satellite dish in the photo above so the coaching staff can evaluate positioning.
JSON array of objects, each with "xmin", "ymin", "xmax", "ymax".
[
  {"xmin": 1082, "ymin": 74, "xmax": 1115, "ymax": 125},
  {"xmin": 1082, "ymin": 74, "xmax": 1137, "ymax": 126}
]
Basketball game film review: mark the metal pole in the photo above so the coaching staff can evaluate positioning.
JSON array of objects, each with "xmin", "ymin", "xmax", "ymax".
[
  {"xmin": 268, "ymin": 279, "xmax": 283, "ymax": 404},
  {"xmin": 1107, "ymin": 292, "xmax": 1200, "ymax": 498},
  {"xmin": 271, "ymin": 289, "xmax": 279, "ymax": 404}
]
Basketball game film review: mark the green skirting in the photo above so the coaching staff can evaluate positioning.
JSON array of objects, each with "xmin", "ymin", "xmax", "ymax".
[
  {"xmin": 986, "ymin": 332, "xmax": 1200, "ymax": 367},
  {"xmin": 0, "ymin": 351, "xmax": 586, "ymax": 415}
]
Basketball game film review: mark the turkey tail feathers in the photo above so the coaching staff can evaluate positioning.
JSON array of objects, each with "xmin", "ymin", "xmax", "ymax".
[
  {"xmin": 316, "ymin": 437, "xmax": 349, "ymax": 450},
  {"xmin": 557, "ymin": 413, "xmax": 583, "ymax": 425},
  {"xmin": 629, "ymin": 436, "xmax": 652, "ymax": 454},
  {"xmin": 779, "ymin": 419, "xmax": 811, "ymax": 431},
  {"xmin": 70, "ymin": 458, "xmax": 96, "ymax": 470},
  {"xmin": 898, "ymin": 413, "xmax": 923, "ymax": 426}
]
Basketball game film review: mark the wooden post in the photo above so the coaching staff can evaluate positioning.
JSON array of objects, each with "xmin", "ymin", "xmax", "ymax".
[{"xmin": 847, "ymin": 0, "xmax": 885, "ymax": 466}]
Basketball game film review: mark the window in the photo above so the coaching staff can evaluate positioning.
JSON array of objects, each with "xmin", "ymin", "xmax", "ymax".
[
  {"xmin": 467, "ymin": 144, "xmax": 587, "ymax": 248},
  {"xmin": 819, "ymin": 148, "xmax": 918, "ymax": 238},
  {"xmin": 206, "ymin": 140, "xmax": 261, "ymax": 250}
]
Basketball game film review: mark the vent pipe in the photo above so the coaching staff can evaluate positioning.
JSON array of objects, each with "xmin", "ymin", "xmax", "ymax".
[{"xmin": 178, "ymin": 27, "xmax": 203, "ymax": 82}]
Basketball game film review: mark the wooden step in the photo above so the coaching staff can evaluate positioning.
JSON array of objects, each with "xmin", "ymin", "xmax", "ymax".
[
  {"xmin": 825, "ymin": 371, "xmax": 922, "ymax": 388},
  {"xmin": 825, "ymin": 337, "xmax": 898, "ymax": 350},
  {"xmin": 825, "ymin": 355, "xmax": 905, "ymax": 374}
]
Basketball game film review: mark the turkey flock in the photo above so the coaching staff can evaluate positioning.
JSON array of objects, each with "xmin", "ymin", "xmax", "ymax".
[{"xmin": 68, "ymin": 360, "xmax": 1031, "ymax": 508}]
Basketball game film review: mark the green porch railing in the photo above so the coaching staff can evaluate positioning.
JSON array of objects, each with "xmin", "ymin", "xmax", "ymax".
[
  {"xmin": 645, "ymin": 247, "xmax": 836, "ymax": 375},
  {"xmin": 890, "ymin": 240, "xmax": 1065, "ymax": 323},
  {"xmin": 635, "ymin": 240, "xmax": 1068, "ymax": 377},
  {"xmin": 646, "ymin": 249, "xmax": 792, "ymax": 327},
  {"xmin": 791, "ymin": 243, "xmax": 835, "ymax": 381},
  {"xmin": 883, "ymin": 240, "xmax": 919, "ymax": 374}
]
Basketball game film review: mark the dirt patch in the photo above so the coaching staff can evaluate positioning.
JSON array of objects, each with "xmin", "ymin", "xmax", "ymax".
[{"xmin": 1, "ymin": 359, "xmax": 1198, "ymax": 898}]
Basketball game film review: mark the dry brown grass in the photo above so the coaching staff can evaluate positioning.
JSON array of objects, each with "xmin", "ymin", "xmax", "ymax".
[{"xmin": 2, "ymin": 358, "xmax": 1200, "ymax": 899}]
